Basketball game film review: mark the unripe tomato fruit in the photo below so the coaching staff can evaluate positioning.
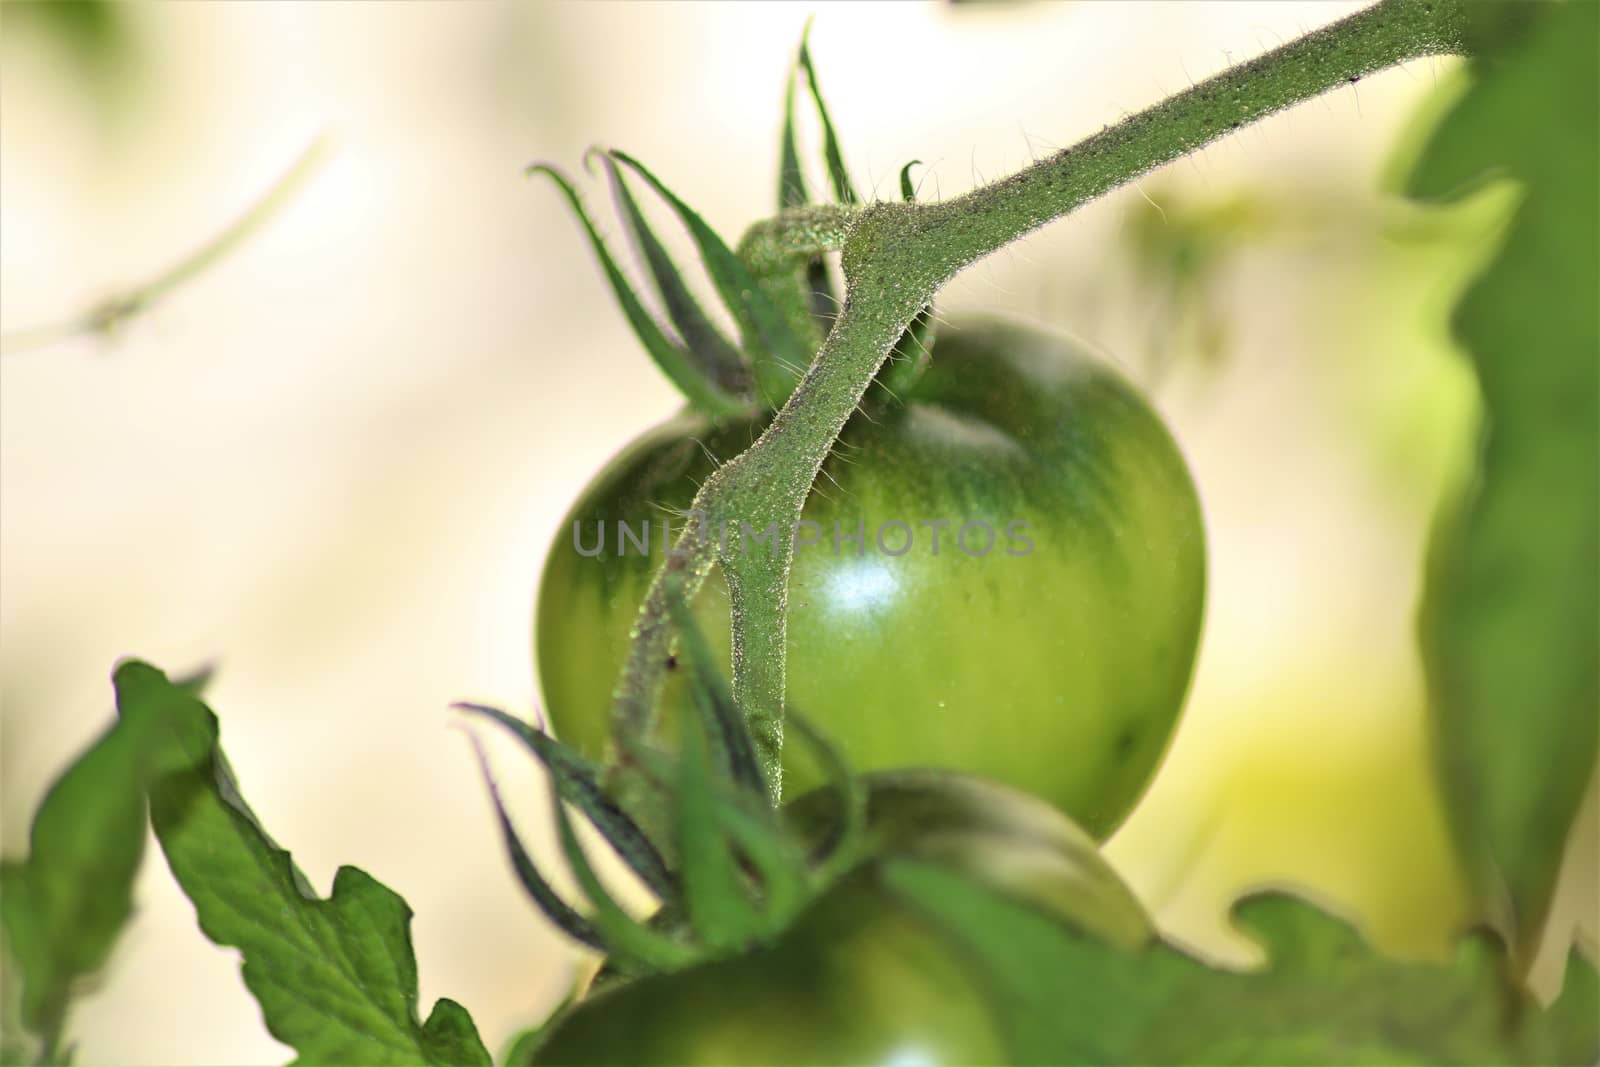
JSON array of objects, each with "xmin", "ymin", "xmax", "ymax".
[
  {"xmin": 531, "ymin": 770, "xmax": 1150, "ymax": 1065},
  {"xmin": 783, "ymin": 768, "xmax": 1152, "ymax": 950},
  {"xmin": 536, "ymin": 317, "xmax": 1205, "ymax": 836}
]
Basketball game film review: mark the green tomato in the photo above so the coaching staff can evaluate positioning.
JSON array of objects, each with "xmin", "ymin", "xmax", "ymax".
[
  {"xmin": 536, "ymin": 316, "xmax": 1206, "ymax": 836},
  {"xmin": 535, "ymin": 872, "xmax": 1007, "ymax": 1066},
  {"xmin": 783, "ymin": 768, "xmax": 1152, "ymax": 951},
  {"xmin": 531, "ymin": 770, "xmax": 1150, "ymax": 1066}
]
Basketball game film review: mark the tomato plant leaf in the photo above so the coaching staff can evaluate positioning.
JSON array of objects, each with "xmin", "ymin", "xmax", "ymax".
[
  {"xmin": 0, "ymin": 664, "xmax": 207, "ymax": 1062},
  {"xmin": 898, "ymin": 161, "xmax": 921, "ymax": 204},
  {"xmin": 1405, "ymin": 0, "xmax": 1599, "ymax": 958},
  {"xmin": 526, "ymin": 163, "xmax": 748, "ymax": 419},
  {"xmin": 885, "ymin": 861, "xmax": 1600, "ymax": 1065},
  {"xmin": 115, "ymin": 661, "xmax": 491, "ymax": 1067}
]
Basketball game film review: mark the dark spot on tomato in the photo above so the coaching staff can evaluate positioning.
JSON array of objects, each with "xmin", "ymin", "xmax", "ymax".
[
  {"xmin": 665, "ymin": 654, "xmax": 678, "ymax": 671},
  {"xmin": 1115, "ymin": 728, "xmax": 1139, "ymax": 759}
]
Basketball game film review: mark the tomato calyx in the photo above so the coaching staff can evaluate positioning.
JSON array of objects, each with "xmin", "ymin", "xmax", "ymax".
[
  {"xmin": 457, "ymin": 595, "xmax": 870, "ymax": 980},
  {"xmin": 531, "ymin": 26, "xmax": 935, "ymax": 420}
]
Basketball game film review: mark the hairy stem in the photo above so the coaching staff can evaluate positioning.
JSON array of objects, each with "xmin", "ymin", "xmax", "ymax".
[
  {"xmin": 609, "ymin": 0, "xmax": 1468, "ymax": 799},
  {"xmin": 736, "ymin": 204, "xmax": 855, "ymax": 276},
  {"xmin": 896, "ymin": 0, "xmax": 1468, "ymax": 291}
]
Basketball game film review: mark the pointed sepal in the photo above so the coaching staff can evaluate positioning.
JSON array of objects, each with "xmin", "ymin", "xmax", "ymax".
[
  {"xmin": 610, "ymin": 151, "xmax": 812, "ymax": 407},
  {"xmin": 527, "ymin": 163, "xmax": 750, "ymax": 419},
  {"xmin": 454, "ymin": 702, "xmax": 677, "ymax": 902}
]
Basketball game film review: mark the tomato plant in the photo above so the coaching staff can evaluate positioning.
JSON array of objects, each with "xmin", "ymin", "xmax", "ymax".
[
  {"xmin": 3, "ymin": 3, "xmax": 1596, "ymax": 1066},
  {"xmin": 537, "ymin": 314, "xmax": 1204, "ymax": 837}
]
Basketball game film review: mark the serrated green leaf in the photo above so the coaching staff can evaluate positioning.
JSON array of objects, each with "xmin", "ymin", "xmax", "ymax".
[
  {"xmin": 0, "ymin": 664, "xmax": 202, "ymax": 1061},
  {"xmin": 115, "ymin": 661, "xmax": 491, "ymax": 1067},
  {"xmin": 1405, "ymin": 0, "xmax": 1599, "ymax": 958},
  {"xmin": 886, "ymin": 861, "xmax": 1600, "ymax": 1065}
]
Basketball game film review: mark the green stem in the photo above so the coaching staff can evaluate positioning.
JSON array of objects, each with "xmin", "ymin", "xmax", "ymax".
[
  {"xmin": 736, "ymin": 204, "xmax": 858, "ymax": 401},
  {"xmin": 722, "ymin": 524, "xmax": 796, "ymax": 781},
  {"xmin": 893, "ymin": 0, "xmax": 1468, "ymax": 292},
  {"xmin": 610, "ymin": 0, "xmax": 1468, "ymax": 799},
  {"xmin": 736, "ymin": 204, "xmax": 855, "ymax": 276},
  {"xmin": 1, "ymin": 136, "xmax": 332, "ymax": 356}
]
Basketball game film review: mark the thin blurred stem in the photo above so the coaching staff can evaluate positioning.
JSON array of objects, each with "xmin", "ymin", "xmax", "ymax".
[{"xmin": 0, "ymin": 135, "xmax": 333, "ymax": 357}]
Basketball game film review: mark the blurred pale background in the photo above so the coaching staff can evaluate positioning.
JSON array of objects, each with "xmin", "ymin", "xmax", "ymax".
[{"xmin": 1, "ymin": 2, "xmax": 1593, "ymax": 1063}]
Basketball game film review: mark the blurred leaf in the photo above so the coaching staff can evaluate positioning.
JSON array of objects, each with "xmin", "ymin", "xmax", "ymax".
[
  {"xmin": 1405, "ymin": 0, "xmax": 1599, "ymax": 958},
  {"xmin": 115, "ymin": 661, "xmax": 491, "ymax": 1067},
  {"xmin": 1, "ymin": 2, "xmax": 133, "ymax": 101},
  {"xmin": 0, "ymin": 665, "xmax": 203, "ymax": 1061},
  {"xmin": 887, "ymin": 861, "xmax": 1600, "ymax": 1065},
  {"xmin": 1123, "ymin": 185, "xmax": 1275, "ymax": 378}
]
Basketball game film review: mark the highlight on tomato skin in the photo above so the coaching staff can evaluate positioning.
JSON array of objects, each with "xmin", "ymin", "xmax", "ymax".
[{"xmin": 535, "ymin": 315, "xmax": 1207, "ymax": 838}]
